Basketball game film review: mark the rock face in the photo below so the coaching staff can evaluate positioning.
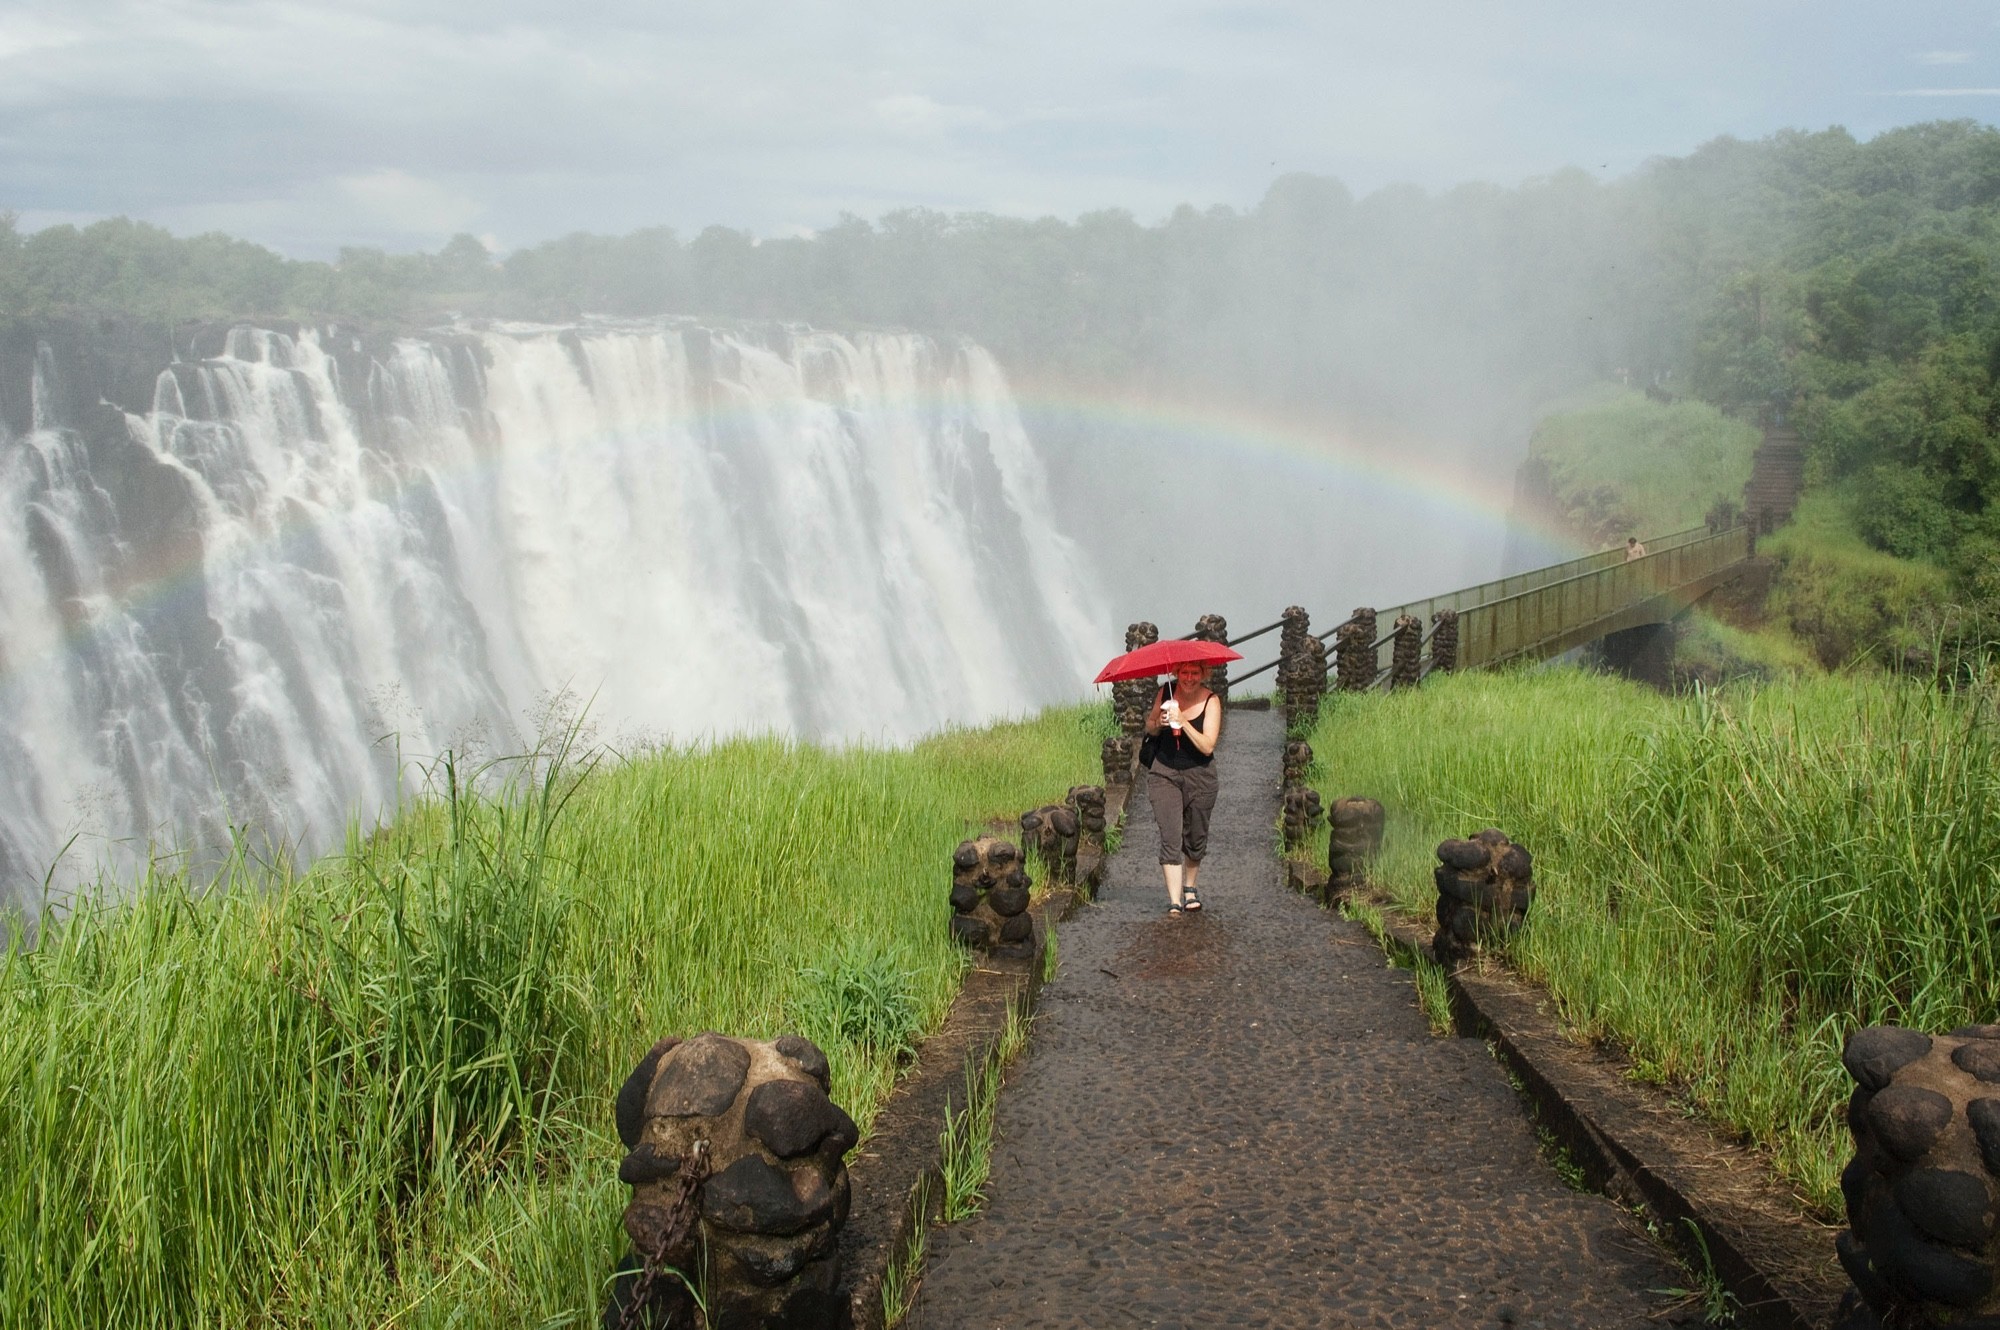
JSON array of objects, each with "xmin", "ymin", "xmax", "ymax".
[
  {"xmin": 1429, "ymin": 608, "xmax": 1460, "ymax": 675},
  {"xmin": 949, "ymin": 836, "xmax": 1037, "ymax": 958},
  {"xmin": 1020, "ymin": 803, "xmax": 1081, "ymax": 884},
  {"xmin": 606, "ymin": 1033, "xmax": 856, "ymax": 1330},
  {"xmin": 1834, "ymin": 1024, "xmax": 2000, "ymax": 1327},
  {"xmin": 1325, "ymin": 797, "xmax": 1386, "ymax": 905},
  {"xmin": 1280, "ymin": 785, "xmax": 1324, "ymax": 852},
  {"xmin": 1431, "ymin": 829, "xmax": 1534, "ymax": 965}
]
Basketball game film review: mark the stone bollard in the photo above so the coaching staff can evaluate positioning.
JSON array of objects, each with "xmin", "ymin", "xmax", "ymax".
[
  {"xmin": 948, "ymin": 837, "xmax": 1036, "ymax": 959},
  {"xmin": 1279, "ymin": 785, "xmax": 1324, "ymax": 852},
  {"xmin": 1066, "ymin": 784, "xmax": 1108, "ymax": 851},
  {"xmin": 1335, "ymin": 609, "xmax": 1378, "ymax": 692},
  {"xmin": 1288, "ymin": 636, "xmax": 1327, "ymax": 731},
  {"xmin": 1431, "ymin": 829, "xmax": 1534, "ymax": 966},
  {"xmin": 606, "ymin": 1032, "xmax": 856, "ymax": 1330},
  {"xmin": 1020, "ymin": 804, "xmax": 1080, "ymax": 885},
  {"xmin": 1112, "ymin": 622, "xmax": 1161, "ymax": 737},
  {"xmin": 1193, "ymin": 613, "xmax": 1231, "ymax": 702},
  {"xmin": 1325, "ymin": 797, "xmax": 1385, "ymax": 905},
  {"xmin": 1429, "ymin": 608, "xmax": 1460, "ymax": 676},
  {"xmin": 1278, "ymin": 608, "xmax": 1326, "ymax": 729},
  {"xmin": 1831, "ymin": 1023, "xmax": 2000, "ymax": 1327},
  {"xmin": 1275, "ymin": 607, "xmax": 1305, "ymax": 708},
  {"xmin": 1101, "ymin": 736, "xmax": 1138, "ymax": 791},
  {"xmin": 1390, "ymin": 614, "xmax": 1423, "ymax": 689},
  {"xmin": 1278, "ymin": 605, "xmax": 1310, "ymax": 666},
  {"xmin": 1282, "ymin": 740, "xmax": 1314, "ymax": 789}
]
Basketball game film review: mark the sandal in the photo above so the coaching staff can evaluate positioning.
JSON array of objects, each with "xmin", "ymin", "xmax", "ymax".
[
  {"xmin": 1167, "ymin": 903, "xmax": 1184, "ymax": 918},
  {"xmin": 1183, "ymin": 888, "xmax": 1203, "ymax": 913}
]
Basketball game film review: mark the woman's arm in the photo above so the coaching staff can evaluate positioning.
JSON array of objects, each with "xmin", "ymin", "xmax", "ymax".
[
  {"xmin": 1143, "ymin": 685, "xmax": 1165, "ymax": 735},
  {"xmin": 1183, "ymin": 696, "xmax": 1221, "ymax": 755}
]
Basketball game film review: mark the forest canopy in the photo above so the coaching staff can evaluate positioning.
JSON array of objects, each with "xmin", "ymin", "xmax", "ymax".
[{"xmin": 6, "ymin": 120, "xmax": 2000, "ymax": 588}]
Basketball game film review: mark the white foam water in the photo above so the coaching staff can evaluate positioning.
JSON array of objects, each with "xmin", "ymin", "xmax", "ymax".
[{"xmin": 0, "ymin": 320, "xmax": 1105, "ymax": 905}]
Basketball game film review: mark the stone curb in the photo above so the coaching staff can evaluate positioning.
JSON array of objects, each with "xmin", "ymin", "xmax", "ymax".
[
  {"xmin": 835, "ymin": 782, "xmax": 1128, "ymax": 1329},
  {"xmin": 1353, "ymin": 895, "xmax": 1846, "ymax": 1330}
]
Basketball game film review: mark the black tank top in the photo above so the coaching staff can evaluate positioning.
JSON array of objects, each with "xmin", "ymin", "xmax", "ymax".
[{"xmin": 1152, "ymin": 686, "xmax": 1215, "ymax": 770}]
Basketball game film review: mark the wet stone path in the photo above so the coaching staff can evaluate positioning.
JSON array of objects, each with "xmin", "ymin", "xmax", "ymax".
[{"xmin": 906, "ymin": 708, "xmax": 1692, "ymax": 1329}]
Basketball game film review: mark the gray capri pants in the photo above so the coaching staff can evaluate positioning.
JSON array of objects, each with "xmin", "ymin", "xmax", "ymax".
[{"xmin": 1147, "ymin": 762, "xmax": 1219, "ymax": 866}]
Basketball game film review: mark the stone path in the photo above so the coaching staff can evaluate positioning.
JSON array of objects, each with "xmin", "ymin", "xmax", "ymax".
[{"xmin": 907, "ymin": 708, "xmax": 1694, "ymax": 1329}]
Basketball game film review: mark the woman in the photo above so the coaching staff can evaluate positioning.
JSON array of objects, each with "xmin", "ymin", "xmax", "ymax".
[{"xmin": 1143, "ymin": 660, "xmax": 1221, "ymax": 916}]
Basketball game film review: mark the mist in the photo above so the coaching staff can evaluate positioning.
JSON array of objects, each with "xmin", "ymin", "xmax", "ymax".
[{"xmin": 2, "ymin": 0, "xmax": 1992, "ymax": 898}]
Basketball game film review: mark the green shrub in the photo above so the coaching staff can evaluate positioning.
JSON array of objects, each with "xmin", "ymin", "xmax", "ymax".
[{"xmin": 1764, "ymin": 489, "xmax": 1951, "ymax": 667}]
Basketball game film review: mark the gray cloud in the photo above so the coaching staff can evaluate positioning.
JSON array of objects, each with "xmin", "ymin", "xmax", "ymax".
[{"xmin": 3, "ymin": 0, "xmax": 1998, "ymax": 256}]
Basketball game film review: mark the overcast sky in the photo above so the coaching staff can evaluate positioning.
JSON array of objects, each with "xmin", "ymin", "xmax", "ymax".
[{"xmin": 4, "ymin": 0, "xmax": 2000, "ymax": 258}]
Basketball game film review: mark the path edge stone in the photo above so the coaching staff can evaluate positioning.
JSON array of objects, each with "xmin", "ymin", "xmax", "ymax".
[
  {"xmin": 836, "ymin": 781, "xmax": 1128, "ymax": 1329},
  {"xmin": 1354, "ymin": 893, "xmax": 1846, "ymax": 1330}
]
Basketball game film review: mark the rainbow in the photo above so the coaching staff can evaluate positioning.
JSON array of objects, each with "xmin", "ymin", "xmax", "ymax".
[
  {"xmin": 10, "ymin": 336, "xmax": 1597, "ymax": 682},
  {"xmin": 997, "ymin": 376, "xmax": 1595, "ymax": 557}
]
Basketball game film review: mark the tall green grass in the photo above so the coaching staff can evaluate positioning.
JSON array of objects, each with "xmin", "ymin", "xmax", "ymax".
[
  {"xmin": 1527, "ymin": 387, "xmax": 1760, "ymax": 541},
  {"xmin": 0, "ymin": 702, "xmax": 1109, "ymax": 1327},
  {"xmin": 1309, "ymin": 669, "xmax": 2000, "ymax": 1213}
]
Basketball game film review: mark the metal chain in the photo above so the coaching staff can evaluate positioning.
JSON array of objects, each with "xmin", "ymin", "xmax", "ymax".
[{"xmin": 617, "ymin": 1138, "xmax": 712, "ymax": 1330}]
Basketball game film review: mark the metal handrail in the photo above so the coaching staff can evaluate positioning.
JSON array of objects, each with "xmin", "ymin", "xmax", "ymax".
[
  {"xmin": 1313, "ymin": 612, "xmax": 1361, "ymax": 645},
  {"xmin": 1175, "ymin": 615, "xmax": 1282, "ymax": 646},
  {"xmin": 1214, "ymin": 524, "xmax": 1740, "ymax": 692},
  {"xmin": 1452, "ymin": 523, "xmax": 1749, "ymax": 670},
  {"xmin": 1364, "ymin": 525, "xmax": 1719, "ymax": 679},
  {"xmin": 1229, "ymin": 656, "xmax": 1284, "ymax": 686}
]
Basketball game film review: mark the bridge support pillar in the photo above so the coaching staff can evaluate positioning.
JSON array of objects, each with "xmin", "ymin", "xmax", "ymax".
[{"xmin": 1598, "ymin": 621, "xmax": 1674, "ymax": 689}]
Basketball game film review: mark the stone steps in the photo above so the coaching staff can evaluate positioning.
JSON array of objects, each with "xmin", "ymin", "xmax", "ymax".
[{"xmin": 1742, "ymin": 426, "xmax": 1806, "ymax": 531}]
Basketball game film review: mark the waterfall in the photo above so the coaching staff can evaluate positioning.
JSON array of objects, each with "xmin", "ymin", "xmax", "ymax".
[{"xmin": 0, "ymin": 320, "xmax": 1105, "ymax": 906}]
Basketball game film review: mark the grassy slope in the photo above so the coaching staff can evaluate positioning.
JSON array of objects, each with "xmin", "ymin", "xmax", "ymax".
[
  {"xmin": 0, "ymin": 703, "xmax": 1109, "ymax": 1328},
  {"xmin": 1528, "ymin": 388, "xmax": 1761, "ymax": 542},
  {"xmin": 1308, "ymin": 669, "xmax": 2000, "ymax": 1215},
  {"xmin": 1674, "ymin": 609, "xmax": 1820, "ymax": 685},
  {"xmin": 1763, "ymin": 488, "xmax": 1955, "ymax": 668}
]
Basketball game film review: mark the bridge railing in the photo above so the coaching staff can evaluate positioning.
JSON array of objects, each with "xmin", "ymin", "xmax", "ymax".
[
  {"xmin": 1444, "ymin": 523, "xmax": 1751, "ymax": 672},
  {"xmin": 1218, "ymin": 523, "xmax": 1749, "ymax": 691},
  {"xmin": 1369, "ymin": 524, "xmax": 1712, "ymax": 643}
]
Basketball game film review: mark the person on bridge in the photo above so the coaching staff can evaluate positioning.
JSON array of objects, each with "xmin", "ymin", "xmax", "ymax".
[
  {"xmin": 1144, "ymin": 661, "xmax": 1221, "ymax": 917},
  {"xmin": 1624, "ymin": 536, "xmax": 1647, "ymax": 561}
]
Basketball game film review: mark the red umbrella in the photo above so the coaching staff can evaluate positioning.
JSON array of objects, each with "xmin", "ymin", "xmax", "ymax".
[{"xmin": 1093, "ymin": 638, "xmax": 1241, "ymax": 684}]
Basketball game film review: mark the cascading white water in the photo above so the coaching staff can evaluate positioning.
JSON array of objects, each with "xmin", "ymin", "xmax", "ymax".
[{"xmin": 0, "ymin": 320, "xmax": 1105, "ymax": 905}]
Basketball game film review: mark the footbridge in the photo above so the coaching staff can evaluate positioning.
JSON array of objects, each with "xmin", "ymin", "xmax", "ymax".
[{"xmin": 1221, "ymin": 520, "xmax": 1755, "ymax": 691}]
